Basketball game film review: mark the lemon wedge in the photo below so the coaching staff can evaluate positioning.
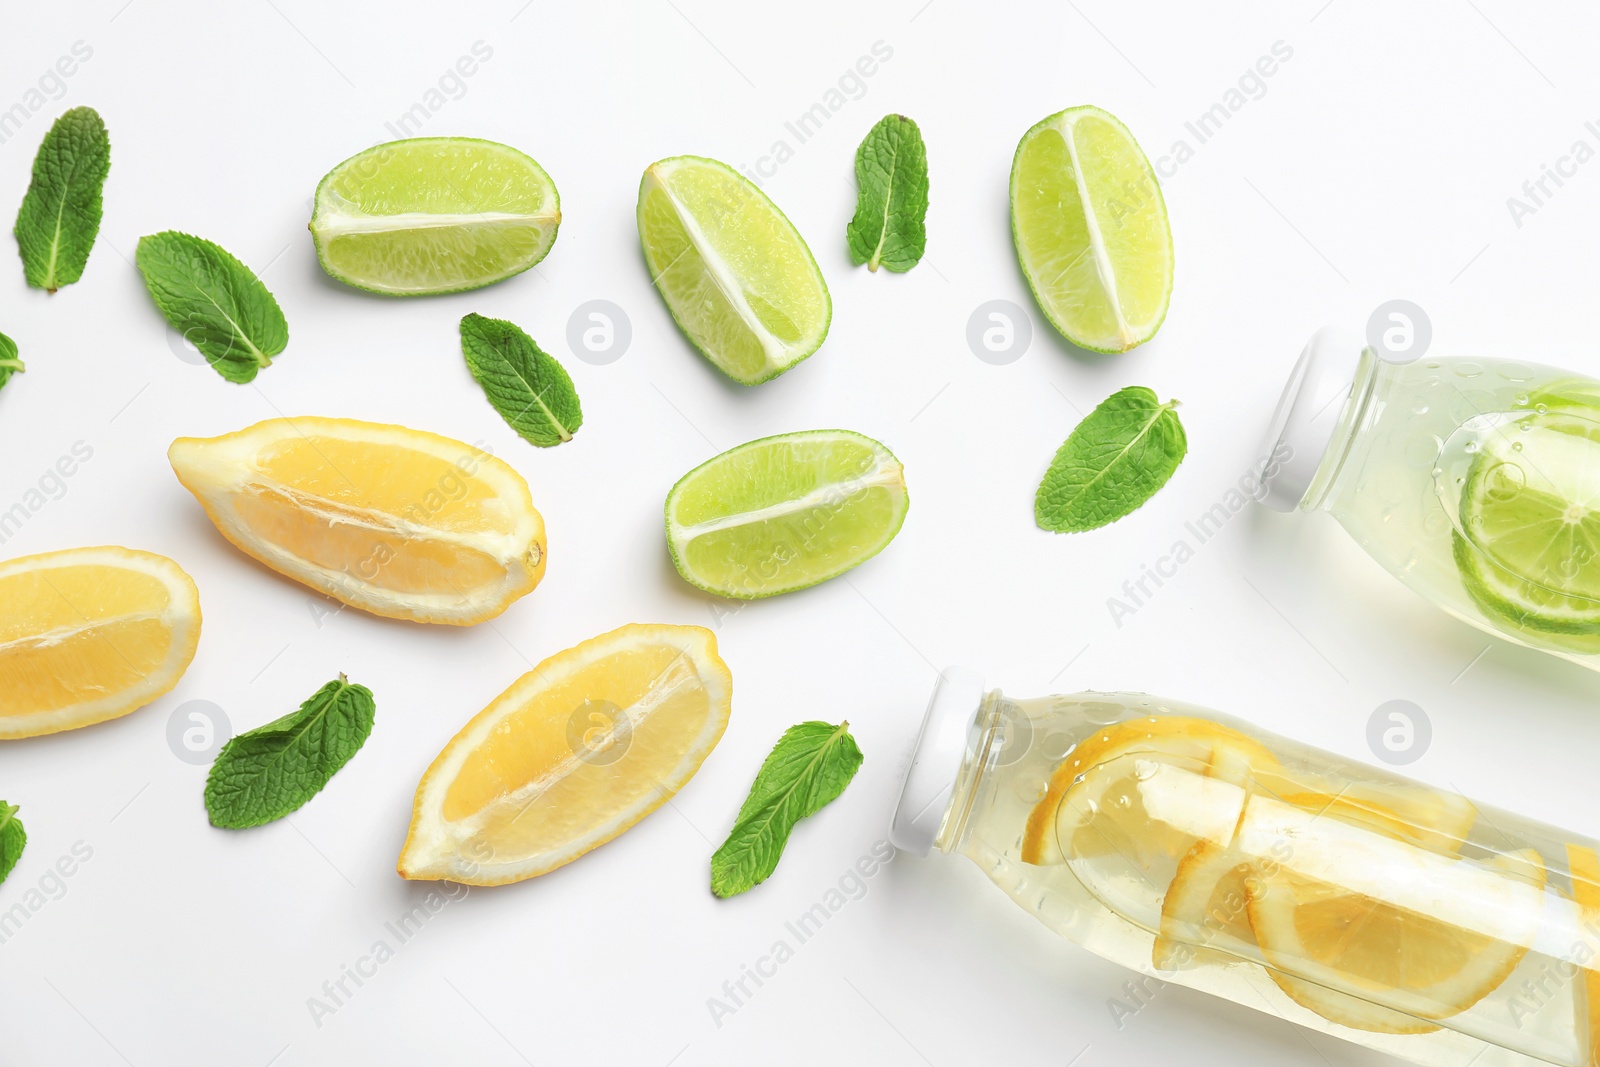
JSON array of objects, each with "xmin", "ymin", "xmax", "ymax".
[
  {"xmin": 169, "ymin": 417, "xmax": 545, "ymax": 625},
  {"xmin": 398, "ymin": 624, "xmax": 731, "ymax": 885},
  {"xmin": 0, "ymin": 546, "xmax": 200, "ymax": 738}
]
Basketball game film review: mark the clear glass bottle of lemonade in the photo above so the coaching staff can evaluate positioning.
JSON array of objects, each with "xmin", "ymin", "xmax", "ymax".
[
  {"xmin": 1259, "ymin": 326, "xmax": 1600, "ymax": 666},
  {"xmin": 892, "ymin": 669, "xmax": 1600, "ymax": 1067}
]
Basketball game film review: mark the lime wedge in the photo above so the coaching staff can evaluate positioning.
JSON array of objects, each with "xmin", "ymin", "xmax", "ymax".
[
  {"xmin": 310, "ymin": 138, "xmax": 560, "ymax": 296},
  {"xmin": 665, "ymin": 430, "xmax": 907, "ymax": 598},
  {"xmin": 1010, "ymin": 106, "xmax": 1172, "ymax": 353},
  {"xmin": 638, "ymin": 156, "xmax": 830, "ymax": 385},
  {"xmin": 1456, "ymin": 416, "xmax": 1600, "ymax": 642}
]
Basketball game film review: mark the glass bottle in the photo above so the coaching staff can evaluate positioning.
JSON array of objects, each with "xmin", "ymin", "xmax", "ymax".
[
  {"xmin": 1258, "ymin": 326, "xmax": 1600, "ymax": 668},
  {"xmin": 891, "ymin": 669, "xmax": 1600, "ymax": 1067}
]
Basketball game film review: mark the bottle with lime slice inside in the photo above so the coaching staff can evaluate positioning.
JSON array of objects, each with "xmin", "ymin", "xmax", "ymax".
[
  {"xmin": 892, "ymin": 671, "xmax": 1587, "ymax": 1065},
  {"xmin": 1258, "ymin": 327, "xmax": 1600, "ymax": 666}
]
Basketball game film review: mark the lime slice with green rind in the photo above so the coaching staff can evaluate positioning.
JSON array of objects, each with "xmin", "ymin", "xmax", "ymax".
[
  {"xmin": 638, "ymin": 156, "xmax": 830, "ymax": 385},
  {"xmin": 1456, "ymin": 414, "xmax": 1600, "ymax": 643},
  {"xmin": 1010, "ymin": 105, "xmax": 1172, "ymax": 353},
  {"xmin": 665, "ymin": 430, "xmax": 907, "ymax": 599},
  {"xmin": 310, "ymin": 137, "xmax": 560, "ymax": 296}
]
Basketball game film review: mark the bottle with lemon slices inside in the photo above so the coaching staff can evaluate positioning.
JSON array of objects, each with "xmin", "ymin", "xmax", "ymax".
[
  {"xmin": 892, "ymin": 670, "xmax": 1600, "ymax": 1067},
  {"xmin": 1260, "ymin": 327, "xmax": 1600, "ymax": 666}
]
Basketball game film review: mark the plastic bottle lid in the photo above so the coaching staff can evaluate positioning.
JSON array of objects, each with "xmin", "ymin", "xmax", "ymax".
[
  {"xmin": 1257, "ymin": 326, "xmax": 1366, "ymax": 512},
  {"xmin": 890, "ymin": 667, "xmax": 986, "ymax": 856}
]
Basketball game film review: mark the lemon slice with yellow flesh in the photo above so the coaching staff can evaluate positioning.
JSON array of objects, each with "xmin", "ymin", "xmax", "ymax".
[
  {"xmin": 169, "ymin": 417, "xmax": 545, "ymax": 626},
  {"xmin": 1021, "ymin": 716, "xmax": 1280, "ymax": 867},
  {"xmin": 398, "ymin": 624, "xmax": 731, "ymax": 885},
  {"xmin": 1153, "ymin": 780, "xmax": 1479, "ymax": 973},
  {"xmin": 1246, "ymin": 796, "xmax": 1546, "ymax": 1034},
  {"xmin": 0, "ymin": 546, "xmax": 200, "ymax": 738}
]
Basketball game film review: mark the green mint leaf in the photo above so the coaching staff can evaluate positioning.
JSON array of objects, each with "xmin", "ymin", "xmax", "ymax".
[
  {"xmin": 0, "ymin": 802, "xmax": 25, "ymax": 886},
  {"xmin": 459, "ymin": 312, "xmax": 583, "ymax": 447},
  {"xmin": 204, "ymin": 675, "xmax": 375, "ymax": 829},
  {"xmin": 710, "ymin": 721, "xmax": 863, "ymax": 898},
  {"xmin": 846, "ymin": 114, "xmax": 928, "ymax": 273},
  {"xmin": 135, "ymin": 231, "xmax": 288, "ymax": 384},
  {"xmin": 1035, "ymin": 385, "xmax": 1186, "ymax": 533},
  {"xmin": 14, "ymin": 107, "xmax": 110, "ymax": 292},
  {"xmin": 0, "ymin": 331, "xmax": 23, "ymax": 394}
]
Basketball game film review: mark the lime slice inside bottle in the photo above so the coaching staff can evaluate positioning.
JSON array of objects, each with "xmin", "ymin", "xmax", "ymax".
[
  {"xmin": 310, "ymin": 138, "xmax": 560, "ymax": 296},
  {"xmin": 637, "ymin": 156, "xmax": 831, "ymax": 385},
  {"xmin": 1010, "ymin": 105, "xmax": 1172, "ymax": 353},
  {"xmin": 664, "ymin": 430, "xmax": 906, "ymax": 599},
  {"xmin": 1455, "ymin": 413, "xmax": 1600, "ymax": 641}
]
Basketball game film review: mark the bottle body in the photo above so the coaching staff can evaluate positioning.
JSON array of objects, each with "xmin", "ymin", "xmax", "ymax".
[
  {"xmin": 1291, "ymin": 343, "xmax": 1600, "ymax": 667},
  {"xmin": 914, "ymin": 683, "xmax": 1600, "ymax": 1067}
]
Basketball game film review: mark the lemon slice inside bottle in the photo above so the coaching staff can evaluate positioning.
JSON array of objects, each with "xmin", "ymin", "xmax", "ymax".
[
  {"xmin": 1247, "ymin": 829, "xmax": 1546, "ymax": 1034},
  {"xmin": 1152, "ymin": 780, "xmax": 1478, "ymax": 974},
  {"xmin": 1021, "ymin": 716, "xmax": 1280, "ymax": 868}
]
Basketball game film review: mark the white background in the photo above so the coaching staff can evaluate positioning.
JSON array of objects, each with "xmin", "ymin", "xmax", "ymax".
[{"xmin": 1, "ymin": 2, "xmax": 1598, "ymax": 1065}]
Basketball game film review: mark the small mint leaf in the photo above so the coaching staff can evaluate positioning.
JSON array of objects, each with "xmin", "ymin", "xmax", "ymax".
[
  {"xmin": 1034, "ymin": 385, "xmax": 1186, "ymax": 533},
  {"xmin": 135, "ymin": 231, "xmax": 288, "ymax": 384},
  {"xmin": 846, "ymin": 114, "xmax": 928, "ymax": 273},
  {"xmin": 710, "ymin": 721, "xmax": 863, "ymax": 898},
  {"xmin": 14, "ymin": 106, "xmax": 110, "ymax": 292},
  {"xmin": 0, "ymin": 802, "xmax": 26, "ymax": 885},
  {"xmin": 460, "ymin": 313, "xmax": 583, "ymax": 447},
  {"xmin": 204, "ymin": 676, "xmax": 375, "ymax": 829},
  {"xmin": 0, "ymin": 331, "xmax": 23, "ymax": 393}
]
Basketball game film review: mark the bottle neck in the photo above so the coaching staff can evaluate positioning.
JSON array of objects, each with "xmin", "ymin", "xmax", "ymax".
[
  {"xmin": 1299, "ymin": 347, "xmax": 1386, "ymax": 512},
  {"xmin": 934, "ymin": 690, "xmax": 1008, "ymax": 854}
]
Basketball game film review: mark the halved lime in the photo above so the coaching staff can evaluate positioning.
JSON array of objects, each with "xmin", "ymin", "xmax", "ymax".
[
  {"xmin": 638, "ymin": 156, "xmax": 830, "ymax": 385},
  {"xmin": 310, "ymin": 138, "xmax": 560, "ymax": 296},
  {"xmin": 1010, "ymin": 106, "xmax": 1172, "ymax": 353},
  {"xmin": 1456, "ymin": 416, "xmax": 1600, "ymax": 641},
  {"xmin": 665, "ymin": 430, "xmax": 907, "ymax": 599}
]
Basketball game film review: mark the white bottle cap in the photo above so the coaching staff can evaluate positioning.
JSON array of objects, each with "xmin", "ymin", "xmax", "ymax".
[
  {"xmin": 890, "ymin": 667, "xmax": 986, "ymax": 856},
  {"xmin": 1257, "ymin": 326, "xmax": 1367, "ymax": 512}
]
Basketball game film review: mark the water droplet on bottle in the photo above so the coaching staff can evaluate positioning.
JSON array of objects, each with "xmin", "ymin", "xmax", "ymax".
[
  {"xmin": 1132, "ymin": 758, "xmax": 1160, "ymax": 781},
  {"xmin": 1465, "ymin": 440, "xmax": 1480, "ymax": 454},
  {"xmin": 1515, "ymin": 393, "xmax": 1530, "ymax": 407},
  {"xmin": 1412, "ymin": 399, "xmax": 1430, "ymax": 415},
  {"xmin": 1456, "ymin": 362, "xmax": 1484, "ymax": 378},
  {"xmin": 1537, "ymin": 404, "xmax": 1549, "ymax": 414},
  {"xmin": 1498, "ymin": 362, "xmax": 1535, "ymax": 382},
  {"xmin": 1512, "ymin": 440, "xmax": 1524, "ymax": 452}
]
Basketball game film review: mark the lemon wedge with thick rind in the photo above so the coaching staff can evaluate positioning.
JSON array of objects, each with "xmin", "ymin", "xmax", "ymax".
[
  {"xmin": 398, "ymin": 624, "xmax": 731, "ymax": 885},
  {"xmin": 169, "ymin": 417, "xmax": 545, "ymax": 626},
  {"xmin": 0, "ymin": 546, "xmax": 200, "ymax": 738}
]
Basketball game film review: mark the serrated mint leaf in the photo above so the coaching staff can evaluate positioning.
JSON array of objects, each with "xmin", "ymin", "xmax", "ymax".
[
  {"xmin": 710, "ymin": 721, "xmax": 863, "ymax": 898},
  {"xmin": 135, "ymin": 231, "xmax": 288, "ymax": 384},
  {"xmin": 846, "ymin": 114, "xmax": 928, "ymax": 273},
  {"xmin": 0, "ymin": 802, "xmax": 25, "ymax": 885},
  {"xmin": 14, "ymin": 107, "xmax": 110, "ymax": 293},
  {"xmin": 204, "ymin": 676, "xmax": 375, "ymax": 829},
  {"xmin": 1035, "ymin": 385, "xmax": 1186, "ymax": 533},
  {"xmin": 460, "ymin": 312, "xmax": 582, "ymax": 447},
  {"xmin": 0, "ymin": 331, "xmax": 23, "ymax": 394}
]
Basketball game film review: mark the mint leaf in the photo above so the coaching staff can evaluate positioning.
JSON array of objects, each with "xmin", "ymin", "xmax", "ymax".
[
  {"xmin": 204, "ymin": 676, "xmax": 375, "ymax": 829},
  {"xmin": 846, "ymin": 114, "xmax": 928, "ymax": 273},
  {"xmin": 0, "ymin": 331, "xmax": 23, "ymax": 394},
  {"xmin": 0, "ymin": 803, "xmax": 25, "ymax": 885},
  {"xmin": 135, "ymin": 231, "xmax": 288, "ymax": 384},
  {"xmin": 1035, "ymin": 385, "xmax": 1186, "ymax": 533},
  {"xmin": 14, "ymin": 107, "xmax": 110, "ymax": 292},
  {"xmin": 710, "ymin": 721, "xmax": 863, "ymax": 898},
  {"xmin": 459, "ymin": 313, "xmax": 582, "ymax": 447}
]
